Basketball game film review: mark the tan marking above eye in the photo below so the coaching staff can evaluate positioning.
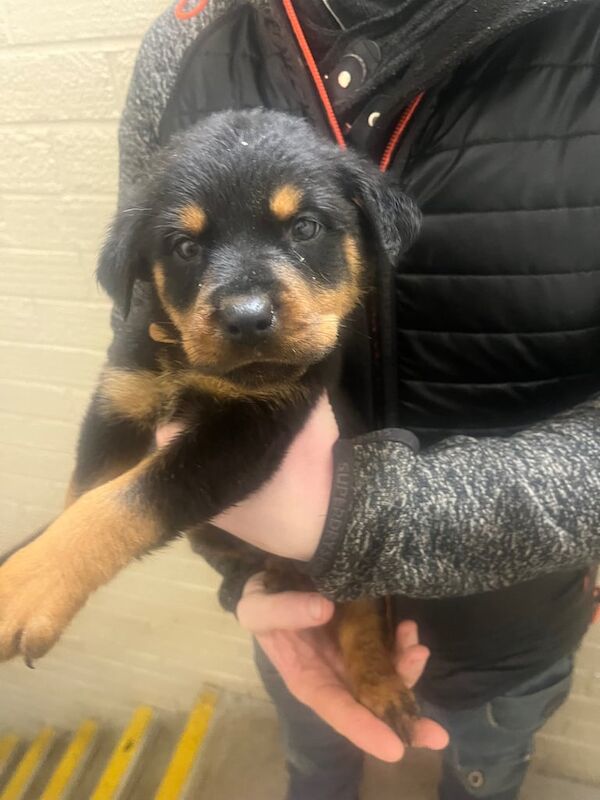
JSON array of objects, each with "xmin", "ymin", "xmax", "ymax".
[
  {"xmin": 178, "ymin": 204, "xmax": 207, "ymax": 234},
  {"xmin": 270, "ymin": 185, "xmax": 303, "ymax": 220}
]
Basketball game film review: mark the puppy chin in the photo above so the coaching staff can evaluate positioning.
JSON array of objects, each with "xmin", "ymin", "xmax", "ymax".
[{"xmin": 223, "ymin": 361, "xmax": 306, "ymax": 388}]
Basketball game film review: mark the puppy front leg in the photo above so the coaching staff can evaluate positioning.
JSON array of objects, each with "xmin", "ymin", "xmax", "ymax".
[
  {"xmin": 0, "ymin": 397, "xmax": 314, "ymax": 662},
  {"xmin": 0, "ymin": 455, "xmax": 163, "ymax": 663}
]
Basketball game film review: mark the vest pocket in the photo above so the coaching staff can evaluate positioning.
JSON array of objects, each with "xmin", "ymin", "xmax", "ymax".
[{"xmin": 486, "ymin": 655, "xmax": 573, "ymax": 733}]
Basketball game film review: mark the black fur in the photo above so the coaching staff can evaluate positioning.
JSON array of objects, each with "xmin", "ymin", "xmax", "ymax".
[
  {"xmin": 3, "ymin": 110, "xmax": 422, "ymax": 740},
  {"xmin": 97, "ymin": 110, "xmax": 420, "ymax": 316}
]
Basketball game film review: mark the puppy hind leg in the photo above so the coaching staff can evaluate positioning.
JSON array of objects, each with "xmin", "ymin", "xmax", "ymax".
[{"xmin": 336, "ymin": 597, "xmax": 419, "ymax": 744}]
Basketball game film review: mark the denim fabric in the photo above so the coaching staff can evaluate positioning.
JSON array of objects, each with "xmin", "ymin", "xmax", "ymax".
[
  {"xmin": 255, "ymin": 643, "xmax": 573, "ymax": 800},
  {"xmin": 421, "ymin": 655, "xmax": 573, "ymax": 799},
  {"xmin": 255, "ymin": 642, "xmax": 364, "ymax": 800}
]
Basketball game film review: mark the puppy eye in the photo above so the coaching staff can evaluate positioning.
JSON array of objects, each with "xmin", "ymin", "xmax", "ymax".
[
  {"xmin": 174, "ymin": 237, "xmax": 200, "ymax": 260},
  {"xmin": 291, "ymin": 217, "xmax": 322, "ymax": 242}
]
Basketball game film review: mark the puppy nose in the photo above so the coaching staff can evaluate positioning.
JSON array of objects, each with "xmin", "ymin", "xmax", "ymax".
[{"xmin": 218, "ymin": 294, "xmax": 275, "ymax": 342}]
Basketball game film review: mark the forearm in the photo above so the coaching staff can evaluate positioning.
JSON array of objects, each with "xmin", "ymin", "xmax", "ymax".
[{"xmin": 309, "ymin": 394, "xmax": 600, "ymax": 600}]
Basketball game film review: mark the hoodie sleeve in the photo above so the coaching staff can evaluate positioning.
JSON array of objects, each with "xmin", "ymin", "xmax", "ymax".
[{"xmin": 308, "ymin": 394, "xmax": 600, "ymax": 600}]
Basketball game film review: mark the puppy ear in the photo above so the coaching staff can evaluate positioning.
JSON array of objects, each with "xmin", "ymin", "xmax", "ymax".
[
  {"xmin": 342, "ymin": 156, "xmax": 421, "ymax": 264},
  {"xmin": 96, "ymin": 203, "xmax": 150, "ymax": 316}
]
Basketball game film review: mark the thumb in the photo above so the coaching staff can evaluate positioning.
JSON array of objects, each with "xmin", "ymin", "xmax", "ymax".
[{"xmin": 237, "ymin": 589, "xmax": 335, "ymax": 634}]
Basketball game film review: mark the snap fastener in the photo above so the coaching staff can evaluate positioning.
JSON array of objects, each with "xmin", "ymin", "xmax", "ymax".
[
  {"xmin": 337, "ymin": 70, "xmax": 352, "ymax": 89},
  {"xmin": 467, "ymin": 770, "xmax": 485, "ymax": 789},
  {"xmin": 367, "ymin": 111, "xmax": 381, "ymax": 127}
]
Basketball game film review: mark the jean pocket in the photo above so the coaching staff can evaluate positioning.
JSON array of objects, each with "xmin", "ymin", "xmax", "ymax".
[{"xmin": 486, "ymin": 656, "xmax": 573, "ymax": 733}]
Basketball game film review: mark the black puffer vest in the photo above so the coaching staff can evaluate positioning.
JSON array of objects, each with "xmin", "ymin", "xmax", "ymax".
[
  {"xmin": 396, "ymin": 6, "xmax": 600, "ymax": 440},
  {"xmin": 160, "ymin": 0, "xmax": 600, "ymax": 443}
]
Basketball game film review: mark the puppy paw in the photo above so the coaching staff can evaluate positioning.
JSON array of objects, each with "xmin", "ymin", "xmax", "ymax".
[
  {"xmin": 356, "ymin": 674, "xmax": 419, "ymax": 745},
  {"xmin": 0, "ymin": 543, "xmax": 86, "ymax": 664}
]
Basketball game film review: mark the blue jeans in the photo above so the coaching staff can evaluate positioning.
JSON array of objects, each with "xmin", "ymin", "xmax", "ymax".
[{"xmin": 255, "ymin": 644, "xmax": 573, "ymax": 800}]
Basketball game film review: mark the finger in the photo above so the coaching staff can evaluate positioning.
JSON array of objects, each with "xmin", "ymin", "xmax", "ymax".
[
  {"xmin": 395, "ymin": 620, "xmax": 419, "ymax": 655},
  {"xmin": 410, "ymin": 718, "xmax": 449, "ymax": 751},
  {"xmin": 299, "ymin": 680, "xmax": 405, "ymax": 763},
  {"xmin": 237, "ymin": 590, "xmax": 335, "ymax": 634},
  {"xmin": 395, "ymin": 644, "xmax": 430, "ymax": 689},
  {"xmin": 155, "ymin": 421, "xmax": 185, "ymax": 449},
  {"xmin": 241, "ymin": 572, "xmax": 268, "ymax": 598}
]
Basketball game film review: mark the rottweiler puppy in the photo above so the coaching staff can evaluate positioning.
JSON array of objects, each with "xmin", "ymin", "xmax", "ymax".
[{"xmin": 0, "ymin": 109, "xmax": 420, "ymax": 741}]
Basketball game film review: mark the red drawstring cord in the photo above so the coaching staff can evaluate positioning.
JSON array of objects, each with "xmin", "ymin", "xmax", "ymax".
[
  {"xmin": 175, "ymin": 0, "xmax": 421, "ymax": 169},
  {"xmin": 281, "ymin": 0, "xmax": 346, "ymax": 149},
  {"xmin": 175, "ymin": 0, "xmax": 209, "ymax": 21},
  {"xmin": 379, "ymin": 92, "xmax": 424, "ymax": 172}
]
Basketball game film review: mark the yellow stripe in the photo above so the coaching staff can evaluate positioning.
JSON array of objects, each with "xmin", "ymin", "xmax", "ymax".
[
  {"xmin": 0, "ymin": 736, "xmax": 19, "ymax": 779},
  {"xmin": 0, "ymin": 728, "xmax": 55, "ymax": 800},
  {"xmin": 40, "ymin": 720, "xmax": 98, "ymax": 800},
  {"xmin": 90, "ymin": 706, "xmax": 154, "ymax": 800},
  {"xmin": 154, "ymin": 689, "xmax": 218, "ymax": 800}
]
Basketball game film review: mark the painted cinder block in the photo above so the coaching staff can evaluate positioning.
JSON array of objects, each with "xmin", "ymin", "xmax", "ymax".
[
  {"xmin": 0, "ymin": 249, "xmax": 97, "ymax": 301},
  {"xmin": 3, "ymin": 0, "xmax": 170, "ymax": 44},
  {"xmin": 1, "ymin": 193, "xmax": 115, "ymax": 252},
  {"xmin": 0, "ymin": 2, "xmax": 599, "ymax": 789},
  {"xmin": 0, "ymin": 297, "xmax": 111, "ymax": 351},
  {"xmin": 0, "ymin": 51, "xmax": 122, "ymax": 123},
  {"xmin": 0, "ymin": 124, "xmax": 119, "ymax": 195}
]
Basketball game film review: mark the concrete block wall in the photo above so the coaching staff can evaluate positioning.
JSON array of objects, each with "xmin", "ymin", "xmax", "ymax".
[{"xmin": 0, "ymin": 0, "xmax": 599, "ymax": 786}]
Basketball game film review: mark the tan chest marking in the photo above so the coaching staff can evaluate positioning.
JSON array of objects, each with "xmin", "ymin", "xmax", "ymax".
[{"xmin": 98, "ymin": 368, "xmax": 169, "ymax": 423}]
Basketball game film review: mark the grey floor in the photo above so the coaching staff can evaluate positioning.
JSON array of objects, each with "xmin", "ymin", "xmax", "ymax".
[{"xmin": 193, "ymin": 694, "xmax": 599, "ymax": 800}]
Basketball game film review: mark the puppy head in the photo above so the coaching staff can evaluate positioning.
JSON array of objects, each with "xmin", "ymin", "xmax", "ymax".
[{"xmin": 98, "ymin": 110, "xmax": 420, "ymax": 392}]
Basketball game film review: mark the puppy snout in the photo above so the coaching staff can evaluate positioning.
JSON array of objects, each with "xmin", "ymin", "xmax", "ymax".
[{"xmin": 218, "ymin": 293, "xmax": 275, "ymax": 343}]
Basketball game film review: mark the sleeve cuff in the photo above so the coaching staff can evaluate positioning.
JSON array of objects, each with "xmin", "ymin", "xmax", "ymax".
[{"xmin": 307, "ymin": 428, "xmax": 419, "ymax": 582}]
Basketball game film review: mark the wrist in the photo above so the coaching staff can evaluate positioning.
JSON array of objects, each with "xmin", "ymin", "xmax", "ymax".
[{"xmin": 211, "ymin": 393, "xmax": 338, "ymax": 560}]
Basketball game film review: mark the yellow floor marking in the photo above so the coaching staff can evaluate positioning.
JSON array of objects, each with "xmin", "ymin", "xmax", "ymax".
[
  {"xmin": 0, "ymin": 736, "xmax": 19, "ymax": 782},
  {"xmin": 39, "ymin": 719, "xmax": 98, "ymax": 800},
  {"xmin": 90, "ymin": 706, "xmax": 154, "ymax": 800},
  {"xmin": 0, "ymin": 727, "xmax": 55, "ymax": 800},
  {"xmin": 154, "ymin": 689, "xmax": 218, "ymax": 800}
]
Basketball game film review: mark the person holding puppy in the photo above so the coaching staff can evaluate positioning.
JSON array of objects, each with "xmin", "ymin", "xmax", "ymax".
[{"xmin": 132, "ymin": 2, "xmax": 600, "ymax": 798}]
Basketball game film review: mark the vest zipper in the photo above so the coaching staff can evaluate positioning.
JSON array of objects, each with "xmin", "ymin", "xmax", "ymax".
[{"xmin": 379, "ymin": 92, "xmax": 424, "ymax": 172}]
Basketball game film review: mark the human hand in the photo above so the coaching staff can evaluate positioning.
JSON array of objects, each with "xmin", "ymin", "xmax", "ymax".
[
  {"xmin": 238, "ymin": 573, "xmax": 449, "ymax": 762},
  {"xmin": 156, "ymin": 393, "xmax": 338, "ymax": 561}
]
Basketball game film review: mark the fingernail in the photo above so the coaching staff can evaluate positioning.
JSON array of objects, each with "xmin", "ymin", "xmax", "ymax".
[{"xmin": 308, "ymin": 595, "xmax": 324, "ymax": 621}]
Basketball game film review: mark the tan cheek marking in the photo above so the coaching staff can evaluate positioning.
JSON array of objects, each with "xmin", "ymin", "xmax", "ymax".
[
  {"xmin": 342, "ymin": 233, "xmax": 364, "ymax": 286},
  {"xmin": 148, "ymin": 322, "xmax": 178, "ymax": 344},
  {"xmin": 153, "ymin": 262, "xmax": 184, "ymax": 328},
  {"xmin": 270, "ymin": 185, "xmax": 303, "ymax": 220},
  {"xmin": 153, "ymin": 261, "xmax": 223, "ymax": 367},
  {"xmin": 97, "ymin": 367, "xmax": 165, "ymax": 424},
  {"xmin": 276, "ymin": 239, "xmax": 364, "ymax": 354},
  {"xmin": 178, "ymin": 204, "xmax": 206, "ymax": 235}
]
